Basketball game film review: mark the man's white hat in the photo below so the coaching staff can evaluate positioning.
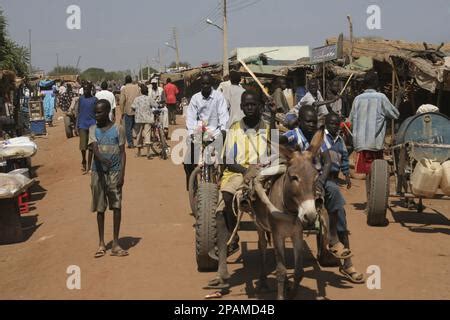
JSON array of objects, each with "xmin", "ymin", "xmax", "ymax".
[{"xmin": 151, "ymin": 78, "xmax": 158, "ymax": 84}]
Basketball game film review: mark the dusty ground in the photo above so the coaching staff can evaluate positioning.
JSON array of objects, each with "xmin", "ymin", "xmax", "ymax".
[{"xmin": 0, "ymin": 111, "xmax": 449, "ymax": 300}]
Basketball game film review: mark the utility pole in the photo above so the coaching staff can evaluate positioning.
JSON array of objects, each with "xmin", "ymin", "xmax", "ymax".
[
  {"xmin": 223, "ymin": 0, "xmax": 229, "ymax": 77},
  {"xmin": 75, "ymin": 56, "xmax": 82, "ymax": 70},
  {"xmin": 147, "ymin": 57, "xmax": 150, "ymax": 81},
  {"xmin": 28, "ymin": 29, "xmax": 32, "ymax": 75},
  {"xmin": 160, "ymin": 48, "xmax": 165, "ymax": 73},
  {"xmin": 158, "ymin": 49, "xmax": 162, "ymax": 73},
  {"xmin": 173, "ymin": 27, "xmax": 180, "ymax": 70}
]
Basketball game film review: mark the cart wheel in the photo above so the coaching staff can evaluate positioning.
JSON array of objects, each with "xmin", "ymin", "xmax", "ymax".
[
  {"xmin": 188, "ymin": 166, "xmax": 201, "ymax": 216},
  {"xmin": 195, "ymin": 182, "xmax": 219, "ymax": 272},
  {"xmin": 366, "ymin": 159, "xmax": 389, "ymax": 226}
]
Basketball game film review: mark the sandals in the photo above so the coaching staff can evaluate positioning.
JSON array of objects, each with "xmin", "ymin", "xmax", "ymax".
[
  {"xmin": 328, "ymin": 242, "xmax": 353, "ymax": 259},
  {"xmin": 110, "ymin": 248, "xmax": 129, "ymax": 257},
  {"xmin": 94, "ymin": 248, "xmax": 106, "ymax": 258},
  {"xmin": 203, "ymin": 277, "xmax": 230, "ymax": 290},
  {"xmin": 205, "ymin": 291, "xmax": 223, "ymax": 299},
  {"xmin": 340, "ymin": 266, "xmax": 365, "ymax": 284}
]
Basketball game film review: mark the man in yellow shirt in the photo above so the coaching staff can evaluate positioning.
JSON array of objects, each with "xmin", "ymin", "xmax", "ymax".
[{"xmin": 207, "ymin": 90, "xmax": 276, "ymax": 290}]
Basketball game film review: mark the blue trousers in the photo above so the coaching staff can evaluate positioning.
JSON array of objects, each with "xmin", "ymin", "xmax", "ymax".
[
  {"xmin": 124, "ymin": 114, "xmax": 135, "ymax": 147},
  {"xmin": 324, "ymin": 180, "xmax": 348, "ymax": 232}
]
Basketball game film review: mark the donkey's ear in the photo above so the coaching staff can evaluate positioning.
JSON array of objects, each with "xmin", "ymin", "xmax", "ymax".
[
  {"xmin": 307, "ymin": 128, "xmax": 325, "ymax": 157},
  {"xmin": 278, "ymin": 143, "xmax": 295, "ymax": 161}
]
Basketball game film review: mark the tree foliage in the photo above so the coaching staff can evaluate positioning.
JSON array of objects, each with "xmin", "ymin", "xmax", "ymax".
[
  {"xmin": 0, "ymin": 7, "xmax": 30, "ymax": 77},
  {"xmin": 80, "ymin": 68, "xmax": 132, "ymax": 83},
  {"xmin": 47, "ymin": 65, "xmax": 81, "ymax": 76}
]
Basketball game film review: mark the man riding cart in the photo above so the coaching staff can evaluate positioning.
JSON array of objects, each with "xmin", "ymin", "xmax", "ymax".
[{"xmin": 205, "ymin": 100, "xmax": 364, "ymax": 293}]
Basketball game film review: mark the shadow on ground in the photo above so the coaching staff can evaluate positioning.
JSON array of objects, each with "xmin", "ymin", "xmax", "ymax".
[
  {"xmin": 21, "ymin": 214, "xmax": 42, "ymax": 241},
  {"xmin": 106, "ymin": 236, "xmax": 142, "ymax": 251},
  {"xmin": 391, "ymin": 207, "xmax": 450, "ymax": 235},
  {"xmin": 218, "ymin": 240, "xmax": 354, "ymax": 300}
]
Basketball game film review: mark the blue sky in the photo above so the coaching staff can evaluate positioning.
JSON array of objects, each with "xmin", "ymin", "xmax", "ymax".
[{"xmin": 2, "ymin": 0, "xmax": 450, "ymax": 73}]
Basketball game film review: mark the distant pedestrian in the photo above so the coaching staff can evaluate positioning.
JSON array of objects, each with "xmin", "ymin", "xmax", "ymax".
[
  {"xmin": 222, "ymin": 71, "xmax": 245, "ymax": 128},
  {"xmin": 77, "ymin": 82, "xmax": 98, "ymax": 173},
  {"xmin": 271, "ymin": 77, "xmax": 290, "ymax": 114},
  {"xmin": 164, "ymin": 78, "xmax": 179, "ymax": 125},
  {"xmin": 149, "ymin": 78, "xmax": 169, "ymax": 139},
  {"xmin": 89, "ymin": 99, "xmax": 128, "ymax": 258},
  {"xmin": 132, "ymin": 84, "xmax": 158, "ymax": 158},
  {"xmin": 58, "ymin": 83, "xmax": 76, "ymax": 112},
  {"xmin": 96, "ymin": 81, "xmax": 117, "ymax": 122},
  {"xmin": 296, "ymin": 79, "xmax": 339, "ymax": 127},
  {"xmin": 119, "ymin": 75, "xmax": 141, "ymax": 148},
  {"xmin": 350, "ymin": 71, "xmax": 399, "ymax": 175}
]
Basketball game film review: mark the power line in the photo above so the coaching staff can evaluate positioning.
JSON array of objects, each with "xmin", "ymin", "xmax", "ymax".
[{"xmin": 228, "ymin": 0, "xmax": 264, "ymax": 13}]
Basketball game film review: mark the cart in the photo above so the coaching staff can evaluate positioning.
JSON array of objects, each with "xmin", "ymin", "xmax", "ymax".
[
  {"xmin": 28, "ymin": 97, "xmax": 46, "ymax": 136},
  {"xmin": 366, "ymin": 112, "xmax": 450, "ymax": 226}
]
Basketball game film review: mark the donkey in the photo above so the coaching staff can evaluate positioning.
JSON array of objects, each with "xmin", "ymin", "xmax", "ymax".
[{"xmin": 250, "ymin": 130, "xmax": 324, "ymax": 300}]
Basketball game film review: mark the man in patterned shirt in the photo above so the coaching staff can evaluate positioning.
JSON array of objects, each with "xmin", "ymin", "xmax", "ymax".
[{"xmin": 131, "ymin": 84, "xmax": 158, "ymax": 158}]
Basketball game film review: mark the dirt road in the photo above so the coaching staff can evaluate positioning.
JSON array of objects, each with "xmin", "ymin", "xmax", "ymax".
[{"xmin": 0, "ymin": 112, "xmax": 449, "ymax": 300}]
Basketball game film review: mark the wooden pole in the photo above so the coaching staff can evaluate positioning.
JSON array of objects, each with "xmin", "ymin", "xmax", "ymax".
[
  {"xmin": 222, "ymin": 0, "xmax": 229, "ymax": 77},
  {"xmin": 173, "ymin": 27, "xmax": 180, "ymax": 70},
  {"xmin": 391, "ymin": 61, "xmax": 397, "ymax": 145},
  {"xmin": 238, "ymin": 59, "xmax": 270, "ymax": 98},
  {"xmin": 347, "ymin": 15, "xmax": 353, "ymax": 64},
  {"xmin": 340, "ymin": 73, "xmax": 354, "ymax": 96},
  {"xmin": 322, "ymin": 62, "xmax": 326, "ymax": 98}
]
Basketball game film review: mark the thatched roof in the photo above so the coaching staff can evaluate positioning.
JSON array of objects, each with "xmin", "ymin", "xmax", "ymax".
[{"xmin": 326, "ymin": 37, "xmax": 450, "ymax": 63}]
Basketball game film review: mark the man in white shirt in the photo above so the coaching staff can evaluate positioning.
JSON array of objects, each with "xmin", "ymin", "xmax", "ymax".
[
  {"xmin": 149, "ymin": 78, "xmax": 169, "ymax": 138},
  {"xmin": 296, "ymin": 79, "xmax": 340, "ymax": 127},
  {"xmin": 184, "ymin": 73, "xmax": 229, "ymax": 189},
  {"xmin": 222, "ymin": 71, "xmax": 245, "ymax": 128},
  {"xmin": 95, "ymin": 81, "xmax": 117, "ymax": 122},
  {"xmin": 217, "ymin": 74, "xmax": 231, "ymax": 93}
]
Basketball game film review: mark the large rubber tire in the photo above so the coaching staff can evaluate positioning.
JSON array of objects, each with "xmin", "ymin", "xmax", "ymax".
[
  {"xmin": 188, "ymin": 166, "xmax": 201, "ymax": 216},
  {"xmin": 64, "ymin": 116, "xmax": 73, "ymax": 139},
  {"xmin": 195, "ymin": 182, "xmax": 219, "ymax": 272},
  {"xmin": 367, "ymin": 159, "xmax": 389, "ymax": 226}
]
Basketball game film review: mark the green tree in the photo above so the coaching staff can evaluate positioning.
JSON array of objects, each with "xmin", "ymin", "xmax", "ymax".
[
  {"xmin": 0, "ymin": 7, "xmax": 30, "ymax": 77},
  {"xmin": 80, "ymin": 67, "xmax": 106, "ymax": 82},
  {"xmin": 48, "ymin": 65, "xmax": 80, "ymax": 76}
]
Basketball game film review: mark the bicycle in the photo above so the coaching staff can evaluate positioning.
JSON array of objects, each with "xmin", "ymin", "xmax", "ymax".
[{"xmin": 150, "ymin": 109, "xmax": 169, "ymax": 160}]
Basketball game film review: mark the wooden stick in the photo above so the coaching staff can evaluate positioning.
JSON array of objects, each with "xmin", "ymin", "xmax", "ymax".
[
  {"xmin": 339, "ymin": 73, "xmax": 354, "ymax": 96},
  {"xmin": 238, "ymin": 58, "xmax": 270, "ymax": 98}
]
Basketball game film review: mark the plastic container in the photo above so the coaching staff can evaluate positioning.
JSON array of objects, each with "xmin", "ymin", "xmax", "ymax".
[
  {"xmin": 410, "ymin": 159, "xmax": 443, "ymax": 198},
  {"xmin": 440, "ymin": 160, "xmax": 450, "ymax": 195}
]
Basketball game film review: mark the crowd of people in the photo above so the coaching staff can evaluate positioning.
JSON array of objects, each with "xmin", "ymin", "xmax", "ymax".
[
  {"xmin": 180, "ymin": 70, "xmax": 400, "ymax": 290},
  {"xmin": 54, "ymin": 69, "xmax": 401, "ymax": 283}
]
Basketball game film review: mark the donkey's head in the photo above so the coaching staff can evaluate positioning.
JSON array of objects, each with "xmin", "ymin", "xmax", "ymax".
[{"xmin": 280, "ymin": 129, "xmax": 325, "ymax": 227}]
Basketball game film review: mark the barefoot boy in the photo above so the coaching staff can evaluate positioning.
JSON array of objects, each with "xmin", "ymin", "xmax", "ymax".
[{"xmin": 89, "ymin": 99, "xmax": 128, "ymax": 258}]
